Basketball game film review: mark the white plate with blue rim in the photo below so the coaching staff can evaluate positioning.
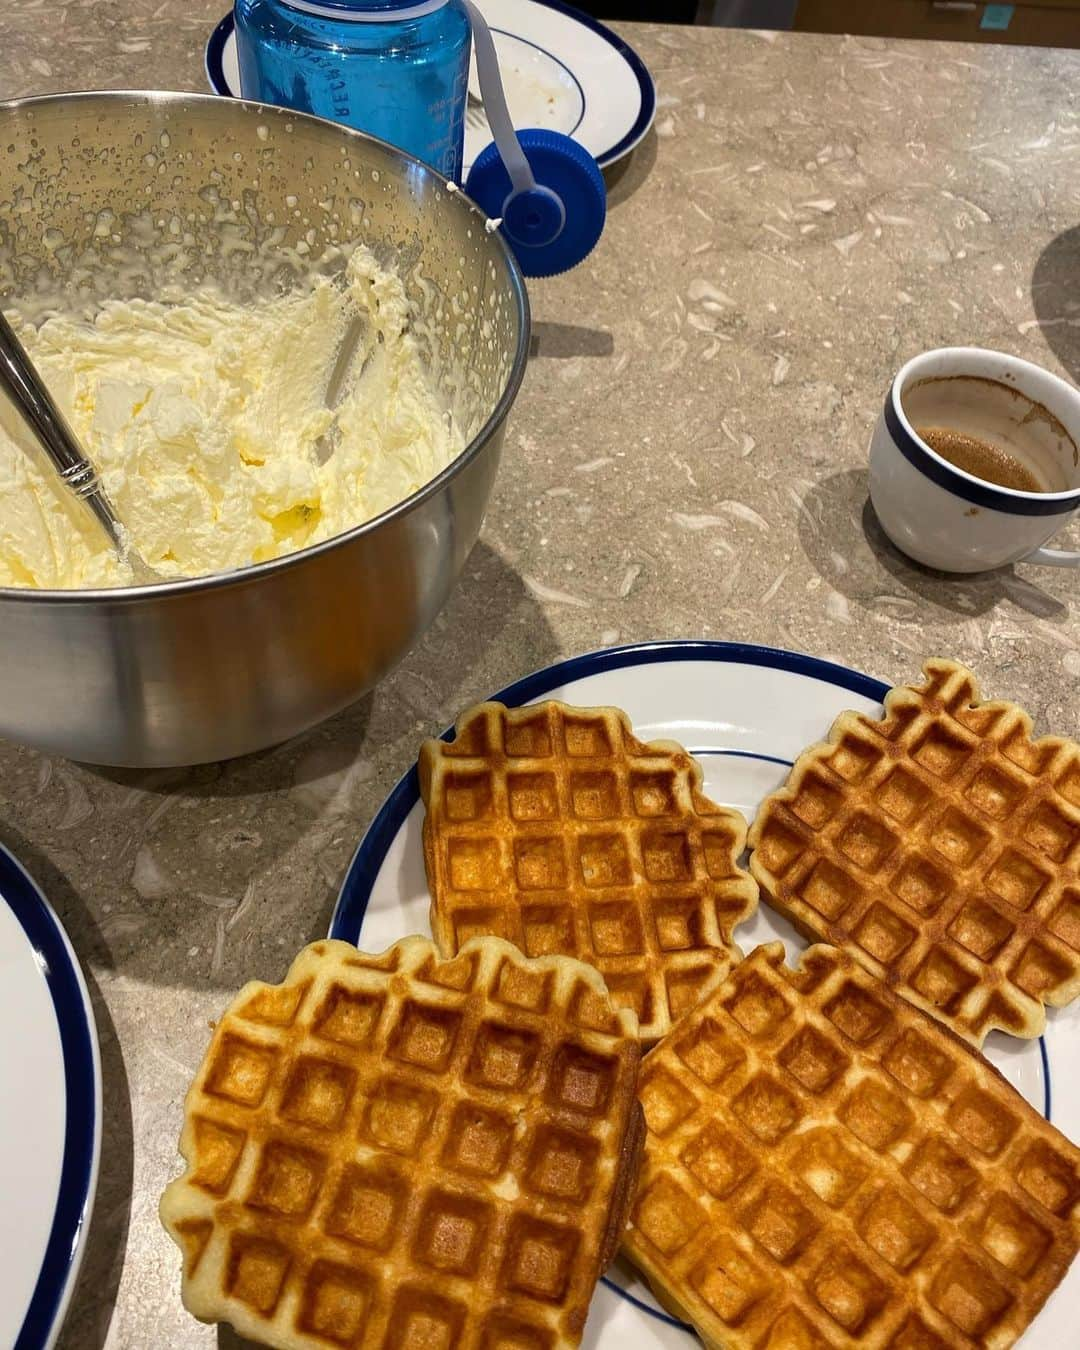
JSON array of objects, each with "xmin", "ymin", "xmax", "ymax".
[
  {"xmin": 205, "ymin": 0, "xmax": 656, "ymax": 176},
  {"xmin": 330, "ymin": 640, "xmax": 1080, "ymax": 1347},
  {"xmin": 0, "ymin": 843, "xmax": 100, "ymax": 1349}
]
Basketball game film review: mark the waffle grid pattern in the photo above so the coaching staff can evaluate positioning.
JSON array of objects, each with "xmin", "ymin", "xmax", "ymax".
[
  {"xmin": 420, "ymin": 701, "xmax": 759, "ymax": 1043},
  {"xmin": 160, "ymin": 936, "xmax": 643, "ymax": 1350},
  {"xmin": 623, "ymin": 942, "xmax": 1080, "ymax": 1349},
  {"xmin": 749, "ymin": 659, "xmax": 1080, "ymax": 1045}
]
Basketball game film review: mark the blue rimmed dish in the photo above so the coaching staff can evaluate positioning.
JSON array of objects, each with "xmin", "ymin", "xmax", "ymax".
[
  {"xmin": 330, "ymin": 639, "xmax": 1076, "ymax": 1343},
  {"xmin": 205, "ymin": 0, "xmax": 656, "ymax": 175},
  {"xmin": 0, "ymin": 844, "xmax": 100, "ymax": 1349}
]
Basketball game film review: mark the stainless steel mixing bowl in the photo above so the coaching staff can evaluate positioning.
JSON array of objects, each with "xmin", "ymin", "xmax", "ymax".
[{"xmin": 0, "ymin": 92, "xmax": 529, "ymax": 766}]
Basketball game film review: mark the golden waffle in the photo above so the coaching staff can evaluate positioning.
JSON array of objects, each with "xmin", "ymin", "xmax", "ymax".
[
  {"xmin": 623, "ymin": 941, "xmax": 1080, "ymax": 1349},
  {"xmin": 749, "ymin": 659, "xmax": 1080, "ymax": 1046},
  {"xmin": 419, "ymin": 700, "xmax": 759, "ymax": 1044},
  {"xmin": 159, "ymin": 935, "xmax": 644, "ymax": 1350}
]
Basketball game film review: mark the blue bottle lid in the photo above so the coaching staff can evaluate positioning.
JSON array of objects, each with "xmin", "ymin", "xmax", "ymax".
[{"xmin": 465, "ymin": 129, "xmax": 606, "ymax": 278}]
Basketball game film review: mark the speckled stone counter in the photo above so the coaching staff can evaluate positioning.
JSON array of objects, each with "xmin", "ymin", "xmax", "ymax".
[{"xmin": 3, "ymin": 7, "xmax": 1080, "ymax": 1346}]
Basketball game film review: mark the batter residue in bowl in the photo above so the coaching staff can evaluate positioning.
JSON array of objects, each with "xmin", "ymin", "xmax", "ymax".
[{"xmin": 0, "ymin": 247, "xmax": 463, "ymax": 587}]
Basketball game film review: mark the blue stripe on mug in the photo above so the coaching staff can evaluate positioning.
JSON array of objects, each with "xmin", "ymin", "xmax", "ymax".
[{"xmin": 885, "ymin": 388, "xmax": 1079, "ymax": 518}]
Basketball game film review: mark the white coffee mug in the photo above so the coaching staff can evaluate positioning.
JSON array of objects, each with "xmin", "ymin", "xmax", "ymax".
[{"xmin": 869, "ymin": 347, "xmax": 1080, "ymax": 572}]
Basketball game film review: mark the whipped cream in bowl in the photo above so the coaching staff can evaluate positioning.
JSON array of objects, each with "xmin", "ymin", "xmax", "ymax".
[
  {"xmin": 0, "ymin": 247, "xmax": 464, "ymax": 588},
  {"xmin": 0, "ymin": 92, "xmax": 528, "ymax": 764}
]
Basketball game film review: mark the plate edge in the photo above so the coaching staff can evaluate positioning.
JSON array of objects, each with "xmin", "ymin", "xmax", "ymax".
[
  {"xmin": 3, "ymin": 845, "xmax": 102, "ymax": 1350},
  {"xmin": 201, "ymin": 4, "xmax": 655, "ymax": 167},
  {"xmin": 330, "ymin": 638, "xmax": 890, "ymax": 942}
]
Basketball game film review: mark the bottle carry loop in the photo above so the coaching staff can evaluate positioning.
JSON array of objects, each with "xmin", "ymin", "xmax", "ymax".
[{"xmin": 463, "ymin": 0, "xmax": 605, "ymax": 276}]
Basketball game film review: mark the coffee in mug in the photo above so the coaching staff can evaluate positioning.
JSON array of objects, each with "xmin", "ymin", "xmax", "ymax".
[
  {"xmin": 902, "ymin": 374, "xmax": 1072, "ymax": 494},
  {"xmin": 916, "ymin": 427, "xmax": 1044, "ymax": 493}
]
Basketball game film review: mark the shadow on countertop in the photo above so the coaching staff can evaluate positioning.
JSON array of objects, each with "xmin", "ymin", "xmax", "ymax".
[
  {"xmin": 796, "ymin": 467, "xmax": 1069, "ymax": 621},
  {"xmin": 17, "ymin": 540, "xmax": 560, "ymax": 993},
  {"xmin": 1031, "ymin": 225, "xmax": 1080, "ymax": 387},
  {"xmin": 530, "ymin": 321, "xmax": 615, "ymax": 360},
  {"xmin": 220, "ymin": 1327, "xmax": 262, "ymax": 1350},
  {"xmin": 603, "ymin": 127, "xmax": 657, "ymax": 210}
]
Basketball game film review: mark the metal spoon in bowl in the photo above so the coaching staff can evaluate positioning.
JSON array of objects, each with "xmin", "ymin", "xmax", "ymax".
[{"xmin": 0, "ymin": 310, "xmax": 164, "ymax": 585}]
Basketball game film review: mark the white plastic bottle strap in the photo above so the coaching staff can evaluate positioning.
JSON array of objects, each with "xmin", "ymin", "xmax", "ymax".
[
  {"xmin": 278, "ymin": 0, "xmax": 449, "ymax": 21},
  {"xmin": 462, "ymin": 0, "xmax": 535, "ymax": 193}
]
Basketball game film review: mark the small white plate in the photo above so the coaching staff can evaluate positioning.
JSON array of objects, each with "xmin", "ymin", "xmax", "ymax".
[
  {"xmin": 331, "ymin": 640, "xmax": 1080, "ymax": 1348},
  {"xmin": 205, "ymin": 0, "xmax": 655, "ymax": 174},
  {"xmin": 0, "ymin": 843, "xmax": 100, "ymax": 1349}
]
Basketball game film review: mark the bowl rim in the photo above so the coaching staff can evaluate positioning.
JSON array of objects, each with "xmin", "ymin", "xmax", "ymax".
[{"xmin": 0, "ymin": 89, "xmax": 532, "ymax": 604}]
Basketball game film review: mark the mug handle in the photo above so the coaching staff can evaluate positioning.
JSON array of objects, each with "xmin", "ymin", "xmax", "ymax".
[{"xmin": 1023, "ymin": 546, "xmax": 1080, "ymax": 567}]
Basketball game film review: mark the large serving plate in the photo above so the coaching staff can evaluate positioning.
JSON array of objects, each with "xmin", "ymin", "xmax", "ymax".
[{"xmin": 331, "ymin": 640, "xmax": 1077, "ymax": 1346}]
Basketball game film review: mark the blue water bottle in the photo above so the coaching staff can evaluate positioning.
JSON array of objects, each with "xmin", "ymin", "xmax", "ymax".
[{"xmin": 234, "ymin": 0, "xmax": 471, "ymax": 181}]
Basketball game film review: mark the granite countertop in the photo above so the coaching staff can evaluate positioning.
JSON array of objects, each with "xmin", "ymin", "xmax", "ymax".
[{"xmin": 3, "ymin": 5, "xmax": 1080, "ymax": 1346}]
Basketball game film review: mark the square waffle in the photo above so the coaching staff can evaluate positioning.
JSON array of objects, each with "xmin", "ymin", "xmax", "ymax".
[
  {"xmin": 159, "ymin": 935, "xmax": 644, "ymax": 1350},
  {"xmin": 623, "ymin": 941, "xmax": 1080, "ymax": 1348},
  {"xmin": 749, "ymin": 658, "xmax": 1080, "ymax": 1046},
  {"xmin": 419, "ymin": 700, "xmax": 759, "ymax": 1043}
]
